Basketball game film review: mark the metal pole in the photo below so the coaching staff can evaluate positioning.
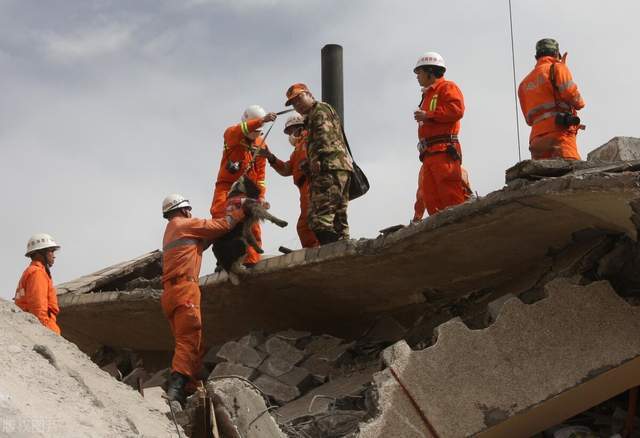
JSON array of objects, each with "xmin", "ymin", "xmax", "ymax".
[
  {"xmin": 321, "ymin": 44, "xmax": 344, "ymax": 126},
  {"xmin": 508, "ymin": 0, "xmax": 522, "ymax": 162}
]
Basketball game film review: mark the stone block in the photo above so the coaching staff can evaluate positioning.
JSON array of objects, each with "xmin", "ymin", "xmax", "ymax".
[
  {"xmin": 276, "ymin": 366, "xmax": 313, "ymax": 392},
  {"xmin": 304, "ymin": 335, "xmax": 343, "ymax": 356},
  {"xmin": 300, "ymin": 356, "xmax": 334, "ymax": 383},
  {"xmin": 209, "ymin": 362, "xmax": 257, "ymax": 381},
  {"xmin": 142, "ymin": 367, "xmax": 170, "ymax": 389},
  {"xmin": 254, "ymin": 374, "xmax": 299, "ymax": 404},
  {"xmin": 274, "ymin": 329, "xmax": 311, "ymax": 344},
  {"xmin": 217, "ymin": 341, "xmax": 265, "ymax": 368},
  {"xmin": 201, "ymin": 344, "xmax": 223, "ymax": 367},
  {"xmin": 587, "ymin": 136, "xmax": 640, "ymax": 162},
  {"xmin": 238, "ymin": 331, "xmax": 265, "ymax": 348},
  {"xmin": 258, "ymin": 355, "xmax": 295, "ymax": 378},
  {"xmin": 262, "ymin": 336, "xmax": 304, "ymax": 364}
]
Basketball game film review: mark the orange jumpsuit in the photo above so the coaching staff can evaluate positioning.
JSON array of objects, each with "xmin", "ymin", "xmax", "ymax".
[
  {"xmin": 161, "ymin": 215, "xmax": 234, "ymax": 379},
  {"xmin": 269, "ymin": 132, "xmax": 319, "ymax": 248},
  {"xmin": 210, "ymin": 118, "xmax": 268, "ymax": 264},
  {"xmin": 518, "ymin": 56, "xmax": 585, "ymax": 160},
  {"xmin": 413, "ymin": 164, "xmax": 426, "ymax": 221},
  {"xmin": 15, "ymin": 260, "xmax": 61, "ymax": 334},
  {"xmin": 418, "ymin": 77, "xmax": 469, "ymax": 215}
]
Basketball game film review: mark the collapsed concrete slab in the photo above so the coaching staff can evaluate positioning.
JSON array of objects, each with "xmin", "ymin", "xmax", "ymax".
[
  {"xmin": 587, "ymin": 136, "xmax": 640, "ymax": 162},
  {"xmin": 56, "ymin": 170, "xmax": 640, "ymax": 352},
  {"xmin": 356, "ymin": 279, "xmax": 640, "ymax": 438},
  {"xmin": 0, "ymin": 299, "xmax": 180, "ymax": 437}
]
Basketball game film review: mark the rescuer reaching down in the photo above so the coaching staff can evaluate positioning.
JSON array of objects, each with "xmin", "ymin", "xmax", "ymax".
[
  {"xmin": 209, "ymin": 105, "xmax": 277, "ymax": 267},
  {"xmin": 161, "ymin": 193, "xmax": 246, "ymax": 405},
  {"xmin": 518, "ymin": 38, "xmax": 585, "ymax": 160},
  {"xmin": 259, "ymin": 113, "xmax": 319, "ymax": 248},
  {"xmin": 14, "ymin": 233, "xmax": 62, "ymax": 335},
  {"xmin": 413, "ymin": 51, "xmax": 470, "ymax": 216}
]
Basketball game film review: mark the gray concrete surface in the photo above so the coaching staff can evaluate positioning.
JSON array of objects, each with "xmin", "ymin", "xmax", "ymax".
[{"xmin": 356, "ymin": 279, "xmax": 640, "ymax": 437}]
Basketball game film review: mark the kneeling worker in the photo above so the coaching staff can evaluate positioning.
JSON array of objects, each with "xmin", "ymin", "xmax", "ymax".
[
  {"xmin": 161, "ymin": 193, "xmax": 246, "ymax": 404},
  {"xmin": 14, "ymin": 233, "xmax": 62, "ymax": 334}
]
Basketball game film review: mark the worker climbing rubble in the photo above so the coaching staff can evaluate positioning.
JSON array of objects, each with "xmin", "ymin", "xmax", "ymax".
[
  {"xmin": 518, "ymin": 38, "xmax": 586, "ymax": 160},
  {"xmin": 259, "ymin": 113, "xmax": 319, "ymax": 248},
  {"xmin": 14, "ymin": 233, "xmax": 62, "ymax": 334},
  {"xmin": 413, "ymin": 51, "xmax": 470, "ymax": 216},
  {"xmin": 285, "ymin": 83, "xmax": 354, "ymax": 244},
  {"xmin": 209, "ymin": 105, "xmax": 277, "ymax": 267},
  {"xmin": 161, "ymin": 193, "xmax": 247, "ymax": 405}
]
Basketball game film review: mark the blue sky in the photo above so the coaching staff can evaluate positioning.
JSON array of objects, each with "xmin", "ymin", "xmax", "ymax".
[{"xmin": 2, "ymin": 0, "xmax": 639, "ymax": 298}]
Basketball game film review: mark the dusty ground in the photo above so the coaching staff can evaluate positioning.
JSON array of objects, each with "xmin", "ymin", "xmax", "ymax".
[{"xmin": 0, "ymin": 299, "xmax": 180, "ymax": 438}]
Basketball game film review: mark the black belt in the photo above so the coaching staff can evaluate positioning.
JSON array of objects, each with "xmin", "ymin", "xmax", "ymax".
[{"xmin": 418, "ymin": 134, "xmax": 459, "ymax": 151}]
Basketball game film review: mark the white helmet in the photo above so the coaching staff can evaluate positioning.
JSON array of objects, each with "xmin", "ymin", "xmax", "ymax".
[
  {"xmin": 284, "ymin": 113, "xmax": 305, "ymax": 133},
  {"xmin": 162, "ymin": 193, "xmax": 192, "ymax": 218},
  {"xmin": 414, "ymin": 52, "xmax": 446, "ymax": 73},
  {"xmin": 25, "ymin": 233, "xmax": 60, "ymax": 257},
  {"xmin": 241, "ymin": 105, "xmax": 266, "ymax": 122}
]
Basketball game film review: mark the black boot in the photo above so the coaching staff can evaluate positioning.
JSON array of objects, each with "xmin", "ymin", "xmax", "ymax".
[
  {"xmin": 166, "ymin": 372, "xmax": 189, "ymax": 405},
  {"xmin": 316, "ymin": 230, "xmax": 339, "ymax": 245}
]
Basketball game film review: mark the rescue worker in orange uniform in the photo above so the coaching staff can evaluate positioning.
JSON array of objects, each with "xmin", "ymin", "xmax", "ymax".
[
  {"xmin": 260, "ymin": 113, "xmax": 319, "ymax": 248},
  {"xmin": 14, "ymin": 233, "xmax": 61, "ymax": 334},
  {"xmin": 518, "ymin": 38, "xmax": 585, "ymax": 160},
  {"xmin": 162, "ymin": 193, "xmax": 246, "ymax": 404},
  {"xmin": 414, "ymin": 52, "xmax": 470, "ymax": 216},
  {"xmin": 210, "ymin": 105, "xmax": 277, "ymax": 266}
]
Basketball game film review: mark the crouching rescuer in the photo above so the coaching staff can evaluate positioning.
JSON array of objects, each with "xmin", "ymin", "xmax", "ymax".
[
  {"xmin": 413, "ymin": 51, "xmax": 470, "ymax": 216},
  {"xmin": 14, "ymin": 233, "xmax": 62, "ymax": 334},
  {"xmin": 161, "ymin": 193, "xmax": 246, "ymax": 404}
]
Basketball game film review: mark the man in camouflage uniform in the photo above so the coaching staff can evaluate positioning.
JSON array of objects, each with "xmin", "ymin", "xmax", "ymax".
[{"xmin": 284, "ymin": 83, "xmax": 353, "ymax": 244}]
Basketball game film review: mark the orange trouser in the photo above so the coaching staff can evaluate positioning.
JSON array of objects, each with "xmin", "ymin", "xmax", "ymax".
[
  {"xmin": 297, "ymin": 182, "xmax": 319, "ymax": 248},
  {"xmin": 421, "ymin": 148, "xmax": 468, "ymax": 215},
  {"xmin": 530, "ymin": 130, "xmax": 581, "ymax": 160},
  {"xmin": 47, "ymin": 314, "xmax": 61, "ymax": 335},
  {"xmin": 161, "ymin": 280, "xmax": 203, "ymax": 379},
  {"xmin": 210, "ymin": 182, "xmax": 262, "ymax": 264}
]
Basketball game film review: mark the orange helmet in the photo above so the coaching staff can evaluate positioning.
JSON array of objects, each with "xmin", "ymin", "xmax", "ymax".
[{"xmin": 285, "ymin": 83, "xmax": 310, "ymax": 106}]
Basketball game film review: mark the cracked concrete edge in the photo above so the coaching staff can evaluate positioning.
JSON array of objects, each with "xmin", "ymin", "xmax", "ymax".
[
  {"xmin": 356, "ymin": 279, "xmax": 640, "ymax": 438},
  {"xmin": 56, "ymin": 172, "xmax": 640, "ymax": 310}
]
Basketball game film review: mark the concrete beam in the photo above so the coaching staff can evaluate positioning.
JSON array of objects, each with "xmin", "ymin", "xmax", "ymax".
[
  {"xmin": 57, "ymin": 172, "xmax": 640, "ymax": 352},
  {"xmin": 356, "ymin": 279, "xmax": 640, "ymax": 437}
]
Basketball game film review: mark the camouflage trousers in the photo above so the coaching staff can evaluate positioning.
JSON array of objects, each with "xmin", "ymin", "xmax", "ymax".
[{"xmin": 308, "ymin": 170, "xmax": 351, "ymax": 238}]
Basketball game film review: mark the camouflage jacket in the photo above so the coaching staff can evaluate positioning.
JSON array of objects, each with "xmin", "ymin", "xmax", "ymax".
[{"xmin": 305, "ymin": 101, "xmax": 353, "ymax": 174}]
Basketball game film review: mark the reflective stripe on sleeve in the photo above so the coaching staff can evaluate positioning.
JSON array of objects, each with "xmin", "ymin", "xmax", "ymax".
[
  {"xmin": 163, "ymin": 238, "xmax": 199, "ymax": 252},
  {"xmin": 240, "ymin": 121, "xmax": 250, "ymax": 137},
  {"xmin": 557, "ymin": 80, "xmax": 575, "ymax": 93}
]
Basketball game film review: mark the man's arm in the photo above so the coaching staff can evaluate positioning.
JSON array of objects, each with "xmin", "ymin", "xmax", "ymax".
[
  {"xmin": 555, "ymin": 63, "xmax": 585, "ymax": 110},
  {"xmin": 517, "ymin": 82, "xmax": 533, "ymax": 126},
  {"xmin": 224, "ymin": 118, "xmax": 265, "ymax": 146},
  {"xmin": 25, "ymin": 270, "xmax": 51, "ymax": 326},
  {"xmin": 425, "ymin": 82, "xmax": 465, "ymax": 123}
]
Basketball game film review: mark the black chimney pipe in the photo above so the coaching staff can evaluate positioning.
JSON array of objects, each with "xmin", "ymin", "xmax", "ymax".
[{"xmin": 321, "ymin": 44, "xmax": 344, "ymax": 125}]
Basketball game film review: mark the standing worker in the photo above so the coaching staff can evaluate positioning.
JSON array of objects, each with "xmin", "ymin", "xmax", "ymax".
[
  {"xmin": 14, "ymin": 233, "xmax": 62, "ymax": 334},
  {"xmin": 209, "ymin": 105, "xmax": 277, "ymax": 266},
  {"xmin": 284, "ymin": 83, "xmax": 353, "ymax": 244},
  {"xmin": 414, "ymin": 52, "xmax": 470, "ymax": 216},
  {"xmin": 260, "ymin": 113, "xmax": 319, "ymax": 248},
  {"xmin": 162, "ymin": 193, "xmax": 246, "ymax": 404},
  {"xmin": 518, "ymin": 38, "xmax": 585, "ymax": 160}
]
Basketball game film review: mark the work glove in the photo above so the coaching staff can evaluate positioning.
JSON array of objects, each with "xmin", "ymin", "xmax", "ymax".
[{"xmin": 257, "ymin": 147, "xmax": 276, "ymax": 163}]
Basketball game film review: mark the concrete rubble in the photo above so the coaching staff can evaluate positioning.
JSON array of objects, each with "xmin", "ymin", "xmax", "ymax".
[
  {"xmin": 12, "ymin": 136, "xmax": 640, "ymax": 437},
  {"xmin": 0, "ymin": 298, "xmax": 180, "ymax": 437}
]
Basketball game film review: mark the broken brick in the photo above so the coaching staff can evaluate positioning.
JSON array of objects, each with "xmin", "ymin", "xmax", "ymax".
[
  {"xmin": 261, "ymin": 337, "xmax": 304, "ymax": 365},
  {"xmin": 216, "ymin": 341, "xmax": 265, "ymax": 368},
  {"xmin": 258, "ymin": 355, "xmax": 295, "ymax": 378},
  {"xmin": 209, "ymin": 362, "xmax": 257, "ymax": 381},
  {"xmin": 254, "ymin": 374, "xmax": 300, "ymax": 404}
]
